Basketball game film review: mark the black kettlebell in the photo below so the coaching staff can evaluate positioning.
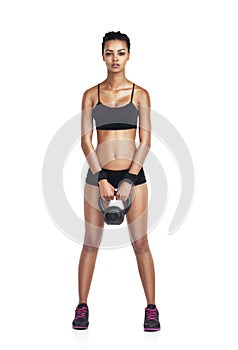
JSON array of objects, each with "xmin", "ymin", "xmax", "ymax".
[{"xmin": 98, "ymin": 190, "xmax": 131, "ymax": 225}]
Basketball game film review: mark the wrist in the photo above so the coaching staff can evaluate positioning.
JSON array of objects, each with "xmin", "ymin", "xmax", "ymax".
[
  {"xmin": 96, "ymin": 169, "xmax": 108, "ymax": 186},
  {"xmin": 119, "ymin": 172, "xmax": 138, "ymax": 187}
]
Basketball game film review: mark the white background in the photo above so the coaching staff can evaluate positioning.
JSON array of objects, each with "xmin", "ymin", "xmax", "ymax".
[{"xmin": 1, "ymin": 0, "xmax": 238, "ymax": 349}]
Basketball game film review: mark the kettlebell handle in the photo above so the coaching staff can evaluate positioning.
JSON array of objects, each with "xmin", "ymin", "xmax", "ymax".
[{"xmin": 98, "ymin": 189, "xmax": 131, "ymax": 215}]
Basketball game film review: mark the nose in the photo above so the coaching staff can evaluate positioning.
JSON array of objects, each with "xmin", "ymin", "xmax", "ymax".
[{"xmin": 113, "ymin": 54, "xmax": 118, "ymax": 61}]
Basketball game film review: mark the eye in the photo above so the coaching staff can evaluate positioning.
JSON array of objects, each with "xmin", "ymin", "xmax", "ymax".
[
  {"xmin": 119, "ymin": 52, "xmax": 126, "ymax": 56},
  {"xmin": 105, "ymin": 52, "xmax": 112, "ymax": 56}
]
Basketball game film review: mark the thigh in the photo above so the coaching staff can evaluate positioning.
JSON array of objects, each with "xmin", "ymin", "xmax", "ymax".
[
  {"xmin": 83, "ymin": 183, "xmax": 109, "ymax": 247},
  {"xmin": 125, "ymin": 182, "xmax": 148, "ymax": 243}
]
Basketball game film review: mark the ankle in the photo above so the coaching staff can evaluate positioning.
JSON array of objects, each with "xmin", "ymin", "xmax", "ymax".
[{"xmin": 147, "ymin": 300, "xmax": 155, "ymax": 305}]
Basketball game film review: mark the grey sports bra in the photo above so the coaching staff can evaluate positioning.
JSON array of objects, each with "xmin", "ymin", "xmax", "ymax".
[{"xmin": 92, "ymin": 83, "xmax": 138, "ymax": 130}]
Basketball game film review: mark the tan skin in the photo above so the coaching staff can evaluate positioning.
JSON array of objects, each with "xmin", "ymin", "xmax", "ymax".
[{"xmin": 79, "ymin": 40, "xmax": 157, "ymax": 307}]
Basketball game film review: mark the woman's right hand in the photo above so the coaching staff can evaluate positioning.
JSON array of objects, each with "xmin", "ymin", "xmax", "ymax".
[{"xmin": 98, "ymin": 180, "xmax": 115, "ymax": 201}]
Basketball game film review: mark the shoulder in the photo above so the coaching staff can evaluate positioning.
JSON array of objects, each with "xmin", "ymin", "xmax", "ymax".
[
  {"xmin": 82, "ymin": 84, "xmax": 99, "ymax": 108},
  {"xmin": 133, "ymin": 84, "xmax": 150, "ymax": 107}
]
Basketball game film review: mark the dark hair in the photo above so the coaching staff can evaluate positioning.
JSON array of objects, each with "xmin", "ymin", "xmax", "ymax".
[{"xmin": 102, "ymin": 31, "xmax": 130, "ymax": 54}]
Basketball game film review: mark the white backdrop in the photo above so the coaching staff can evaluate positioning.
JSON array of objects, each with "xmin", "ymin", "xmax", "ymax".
[{"xmin": 1, "ymin": 1, "xmax": 238, "ymax": 349}]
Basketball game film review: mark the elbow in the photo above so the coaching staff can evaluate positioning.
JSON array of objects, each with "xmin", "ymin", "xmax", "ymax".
[
  {"xmin": 146, "ymin": 143, "xmax": 151, "ymax": 154},
  {"xmin": 140, "ymin": 141, "xmax": 151, "ymax": 150},
  {"xmin": 146, "ymin": 135, "xmax": 151, "ymax": 149},
  {"xmin": 81, "ymin": 134, "xmax": 89, "ymax": 147},
  {"xmin": 81, "ymin": 139, "xmax": 85, "ymax": 152},
  {"xmin": 81, "ymin": 139, "xmax": 85, "ymax": 151},
  {"xmin": 81, "ymin": 137, "xmax": 93, "ymax": 155},
  {"xmin": 139, "ymin": 132, "xmax": 151, "ymax": 150}
]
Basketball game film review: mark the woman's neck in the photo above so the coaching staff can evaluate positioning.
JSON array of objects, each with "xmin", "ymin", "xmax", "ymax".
[{"xmin": 104, "ymin": 72, "xmax": 128, "ymax": 90}]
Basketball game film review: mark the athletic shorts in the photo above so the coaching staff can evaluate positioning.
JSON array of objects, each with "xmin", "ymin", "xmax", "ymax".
[{"xmin": 85, "ymin": 167, "xmax": 146, "ymax": 188}]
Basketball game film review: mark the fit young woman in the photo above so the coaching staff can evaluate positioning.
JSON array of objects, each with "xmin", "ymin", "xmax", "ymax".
[{"xmin": 72, "ymin": 31, "xmax": 160, "ymax": 332}]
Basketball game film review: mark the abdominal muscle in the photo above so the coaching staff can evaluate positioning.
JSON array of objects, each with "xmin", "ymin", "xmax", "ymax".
[{"xmin": 96, "ymin": 129, "xmax": 137, "ymax": 170}]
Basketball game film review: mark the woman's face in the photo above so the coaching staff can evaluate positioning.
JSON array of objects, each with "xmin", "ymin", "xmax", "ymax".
[{"xmin": 102, "ymin": 40, "xmax": 130, "ymax": 73}]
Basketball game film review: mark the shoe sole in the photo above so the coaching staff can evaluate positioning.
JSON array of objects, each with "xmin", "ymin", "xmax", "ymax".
[
  {"xmin": 72, "ymin": 326, "xmax": 88, "ymax": 330},
  {"xmin": 144, "ymin": 327, "xmax": 161, "ymax": 332}
]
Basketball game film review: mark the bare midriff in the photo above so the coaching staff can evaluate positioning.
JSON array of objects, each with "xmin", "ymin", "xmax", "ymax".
[{"xmin": 96, "ymin": 129, "xmax": 137, "ymax": 170}]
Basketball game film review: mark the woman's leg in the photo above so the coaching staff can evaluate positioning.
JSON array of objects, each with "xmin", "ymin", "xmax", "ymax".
[
  {"xmin": 78, "ymin": 183, "xmax": 105, "ymax": 304},
  {"xmin": 126, "ymin": 183, "xmax": 156, "ymax": 305}
]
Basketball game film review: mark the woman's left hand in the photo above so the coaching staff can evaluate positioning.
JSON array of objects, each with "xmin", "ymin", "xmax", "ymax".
[{"xmin": 116, "ymin": 181, "xmax": 133, "ymax": 201}]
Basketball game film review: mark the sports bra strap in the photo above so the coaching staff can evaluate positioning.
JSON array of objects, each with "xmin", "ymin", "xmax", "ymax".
[
  {"xmin": 97, "ymin": 84, "xmax": 101, "ymax": 104},
  {"xmin": 130, "ymin": 83, "xmax": 135, "ymax": 103}
]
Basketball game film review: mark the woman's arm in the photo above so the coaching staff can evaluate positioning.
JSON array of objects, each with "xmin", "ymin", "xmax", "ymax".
[
  {"xmin": 116, "ymin": 88, "xmax": 151, "ymax": 201},
  {"xmin": 128, "ymin": 88, "xmax": 151, "ymax": 175},
  {"xmin": 81, "ymin": 89, "xmax": 102, "ymax": 174}
]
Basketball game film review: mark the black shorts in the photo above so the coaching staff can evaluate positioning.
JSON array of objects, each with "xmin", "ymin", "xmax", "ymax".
[{"xmin": 85, "ymin": 167, "xmax": 146, "ymax": 188}]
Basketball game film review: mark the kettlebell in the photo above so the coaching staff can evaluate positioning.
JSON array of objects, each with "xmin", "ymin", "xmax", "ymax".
[{"xmin": 98, "ymin": 190, "xmax": 131, "ymax": 225}]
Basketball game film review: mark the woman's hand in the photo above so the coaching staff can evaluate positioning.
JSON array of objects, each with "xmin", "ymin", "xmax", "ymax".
[
  {"xmin": 98, "ymin": 180, "xmax": 115, "ymax": 201},
  {"xmin": 116, "ymin": 181, "xmax": 133, "ymax": 201}
]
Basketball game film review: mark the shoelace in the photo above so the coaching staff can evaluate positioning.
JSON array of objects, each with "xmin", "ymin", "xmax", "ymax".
[
  {"xmin": 146, "ymin": 308, "xmax": 157, "ymax": 321},
  {"xmin": 76, "ymin": 306, "xmax": 87, "ymax": 319}
]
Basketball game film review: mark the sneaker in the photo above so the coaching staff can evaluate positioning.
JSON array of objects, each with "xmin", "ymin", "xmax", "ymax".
[
  {"xmin": 144, "ymin": 304, "xmax": 161, "ymax": 332},
  {"xmin": 72, "ymin": 303, "xmax": 89, "ymax": 330}
]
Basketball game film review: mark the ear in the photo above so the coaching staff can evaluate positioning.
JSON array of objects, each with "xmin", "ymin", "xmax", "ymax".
[
  {"xmin": 127, "ymin": 52, "xmax": 130, "ymax": 61},
  {"xmin": 102, "ymin": 53, "xmax": 105, "ymax": 61}
]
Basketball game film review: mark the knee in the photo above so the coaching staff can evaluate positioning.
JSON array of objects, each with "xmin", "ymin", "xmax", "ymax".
[
  {"xmin": 83, "ymin": 229, "xmax": 103, "ymax": 250},
  {"xmin": 132, "ymin": 238, "xmax": 149, "ymax": 254},
  {"xmin": 82, "ymin": 244, "xmax": 99, "ymax": 254}
]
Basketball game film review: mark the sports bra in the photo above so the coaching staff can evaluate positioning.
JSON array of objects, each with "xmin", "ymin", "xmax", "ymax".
[{"xmin": 92, "ymin": 83, "xmax": 138, "ymax": 130}]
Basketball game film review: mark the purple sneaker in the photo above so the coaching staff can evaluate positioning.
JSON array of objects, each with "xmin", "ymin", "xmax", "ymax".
[
  {"xmin": 72, "ymin": 303, "xmax": 89, "ymax": 330},
  {"xmin": 144, "ymin": 304, "xmax": 161, "ymax": 332}
]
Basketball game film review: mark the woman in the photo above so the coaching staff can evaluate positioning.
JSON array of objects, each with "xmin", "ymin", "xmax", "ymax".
[{"xmin": 72, "ymin": 31, "xmax": 160, "ymax": 332}]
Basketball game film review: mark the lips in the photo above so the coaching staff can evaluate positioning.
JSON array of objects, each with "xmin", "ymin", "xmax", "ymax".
[{"xmin": 112, "ymin": 64, "xmax": 119, "ymax": 68}]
